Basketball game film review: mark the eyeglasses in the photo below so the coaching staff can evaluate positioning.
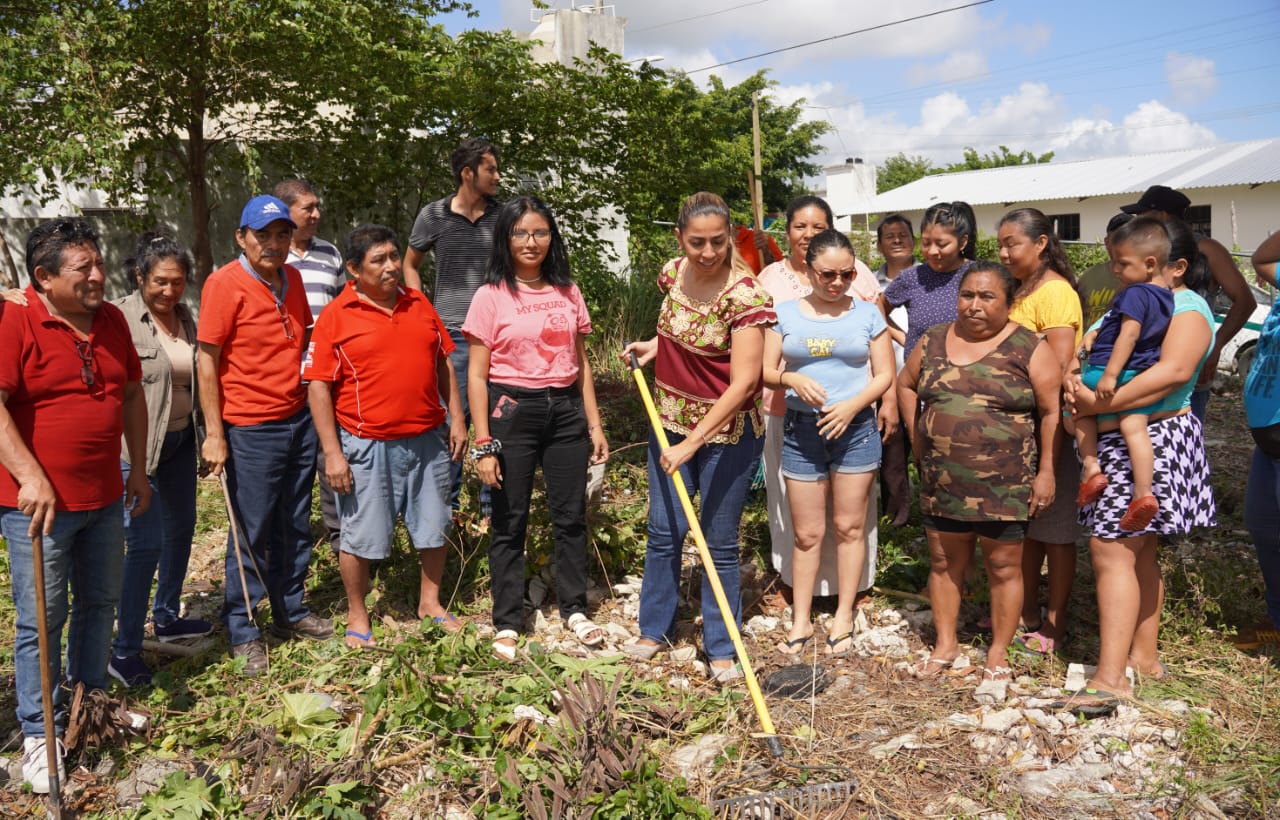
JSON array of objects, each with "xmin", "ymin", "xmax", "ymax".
[
  {"xmin": 75, "ymin": 340, "xmax": 95, "ymax": 387},
  {"xmin": 276, "ymin": 302, "xmax": 295, "ymax": 341},
  {"xmin": 511, "ymin": 230, "xmax": 551, "ymax": 243},
  {"xmin": 814, "ymin": 268, "xmax": 855, "ymax": 283}
]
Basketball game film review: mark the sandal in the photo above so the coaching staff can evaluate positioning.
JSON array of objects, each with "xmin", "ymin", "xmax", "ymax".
[
  {"xmin": 344, "ymin": 628, "xmax": 376, "ymax": 649},
  {"xmin": 708, "ymin": 661, "xmax": 743, "ymax": 683},
  {"xmin": 776, "ymin": 632, "xmax": 814, "ymax": 657},
  {"xmin": 621, "ymin": 639, "xmax": 663, "ymax": 660},
  {"xmin": 824, "ymin": 631, "xmax": 855, "ymax": 658},
  {"xmin": 492, "ymin": 629, "xmax": 519, "ymax": 662},
  {"xmin": 908, "ymin": 656, "xmax": 953, "ymax": 679},
  {"xmin": 1050, "ymin": 686, "xmax": 1122, "ymax": 718},
  {"xmin": 1016, "ymin": 630, "xmax": 1066, "ymax": 656},
  {"xmin": 1119, "ymin": 495, "xmax": 1158, "ymax": 531},
  {"xmin": 1077, "ymin": 473, "xmax": 1109, "ymax": 507},
  {"xmin": 566, "ymin": 613, "xmax": 605, "ymax": 648}
]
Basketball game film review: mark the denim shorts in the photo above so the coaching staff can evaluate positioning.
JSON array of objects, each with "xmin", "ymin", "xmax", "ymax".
[
  {"xmin": 781, "ymin": 407, "xmax": 881, "ymax": 481},
  {"xmin": 337, "ymin": 426, "xmax": 451, "ymax": 559}
]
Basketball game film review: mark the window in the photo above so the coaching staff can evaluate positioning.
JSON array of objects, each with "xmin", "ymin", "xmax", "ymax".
[
  {"xmin": 1186, "ymin": 205, "xmax": 1211, "ymax": 238},
  {"xmin": 1048, "ymin": 213, "xmax": 1080, "ymax": 241}
]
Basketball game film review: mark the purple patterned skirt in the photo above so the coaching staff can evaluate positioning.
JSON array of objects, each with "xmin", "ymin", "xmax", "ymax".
[{"xmin": 1079, "ymin": 412, "xmax": 1216, "ymax": 540}]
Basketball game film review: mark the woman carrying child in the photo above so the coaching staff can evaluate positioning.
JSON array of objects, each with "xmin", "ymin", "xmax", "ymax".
[{"xmin": 1073, "ymin": 217, "xmax": 1174, "ymax": 531}]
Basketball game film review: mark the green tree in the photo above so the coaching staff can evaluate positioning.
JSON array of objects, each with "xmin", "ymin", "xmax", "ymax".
[
  {"xmin": 943, "ymin": 145, "xmax": 1054, "ymax": 173},
  {"xmin": 877, "ymin": 152, "xmax": 935, "ymax": 193}
]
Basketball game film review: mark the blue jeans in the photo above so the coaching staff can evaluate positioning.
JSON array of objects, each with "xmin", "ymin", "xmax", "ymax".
[
  {"xmin": 447, "ymin": 327, "xmax": 491, "ymax": 516},
  {"xmin": 639, "ymin": 426, "xmax": 763, "ymax": 661},
  {"xmin": 2, "ymin": 500, "xmax": 124, "ymax": 736},
  {"xmin": 221, "ymin": 409, "xmax": 318, "ymax": 645},
  {"xmin": 1245, "ymin": 448, "xmax": 1280, "ymax": 627},
  {"xmin": 1190, "ymin": 386, "xmax": 1210, "ymax": 425},
  {"xmin": 114, "ymin": 426, "xmax": 198, "ymax": 658}
]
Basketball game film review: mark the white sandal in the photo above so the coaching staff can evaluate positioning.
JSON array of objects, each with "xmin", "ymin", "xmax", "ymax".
[
  {"xmin": 566, "ymin": 613, "xmax": 605, "ymax": 648},
  {"xmin": 493, "ymin": 629, "xmax": 519, "ymax": 662}
]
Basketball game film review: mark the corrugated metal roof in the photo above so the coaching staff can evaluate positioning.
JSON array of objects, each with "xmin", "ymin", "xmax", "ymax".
[{"xmin": 866, "ymin": 138, "xmax": 1280, "ymax": 214}]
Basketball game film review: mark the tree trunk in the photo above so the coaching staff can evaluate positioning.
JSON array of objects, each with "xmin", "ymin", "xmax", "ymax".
[{"xmin": 187, "ymin": 123, "xmax": 213, "ymax": 283}]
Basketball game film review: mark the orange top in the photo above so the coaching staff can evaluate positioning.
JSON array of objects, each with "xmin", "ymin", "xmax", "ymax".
[
  {"xmin": 303, "ymin": 283, "xmax": 454, "ymax": 440},
  {"xmin": 734, "ymin": 225, "xmax": 783, "ymax": 274},
  {"xmin": 197, "ymin": 257, "xmax": 312, "ymax": 425}
]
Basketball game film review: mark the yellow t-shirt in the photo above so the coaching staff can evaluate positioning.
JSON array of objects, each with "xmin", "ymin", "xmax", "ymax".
[{"xmin": 1010, "ymin": 278, "xmax": 1083, "ymax": 347}]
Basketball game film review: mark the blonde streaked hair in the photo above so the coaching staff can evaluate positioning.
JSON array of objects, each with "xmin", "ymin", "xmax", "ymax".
[{"xmin": 676, "ymin": 191, "xmax": 754, "ymax": 278}]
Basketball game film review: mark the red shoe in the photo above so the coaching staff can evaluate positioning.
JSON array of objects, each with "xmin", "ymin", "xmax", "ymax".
[
  {"xmin": 1077, "ymin": 473, "xmax": 1109, "ymax": 507},
  {"xmin": 1119, "ymin": 495, "xmax": 1158, "ymax": 530}
]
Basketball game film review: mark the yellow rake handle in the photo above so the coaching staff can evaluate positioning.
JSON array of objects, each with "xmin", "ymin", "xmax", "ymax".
[{"xmin": 628, "ymin": 352, "xmax": 782, "ymax": 757}]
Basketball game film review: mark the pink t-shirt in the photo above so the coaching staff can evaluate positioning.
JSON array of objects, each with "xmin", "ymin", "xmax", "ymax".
[{"xmin": 462, "ymin": 281, "xmax": 591, "ymax": 388}]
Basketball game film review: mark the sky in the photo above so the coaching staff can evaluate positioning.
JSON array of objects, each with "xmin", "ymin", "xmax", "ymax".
[{"xmin": 436, "ymin": 0, "xmax": 1280, "ymax": 170}]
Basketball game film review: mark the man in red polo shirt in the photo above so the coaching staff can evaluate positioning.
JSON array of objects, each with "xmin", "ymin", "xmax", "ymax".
[
  {"xmin": 197, "ymin": 194, "xmax": 332, "ymax": 677},
  {"xmin": 304, "ymin": 224, "xmax": 466, "ymax": 648},
  {"xmin": 0, "ymin": 218, "xmax": 150, "ymax": 792}
]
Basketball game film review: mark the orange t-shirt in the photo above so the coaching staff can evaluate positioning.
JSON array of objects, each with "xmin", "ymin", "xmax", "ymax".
[
  {"xmin": 197, "ymin": 258, "xmax": 312, "ymax": 425},
  {"xmin": 302, "ymin": 283, "xmax": 454, "ymax": 440}
]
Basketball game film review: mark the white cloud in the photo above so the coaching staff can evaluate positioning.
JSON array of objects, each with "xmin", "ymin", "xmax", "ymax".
[
  {"xmin": 1164, "ymin": 52, "xmax": 1218, "ymax": 106},
  {"xmin": 906, "ymin": 51, "xmax": 988, "ymax": 87}
]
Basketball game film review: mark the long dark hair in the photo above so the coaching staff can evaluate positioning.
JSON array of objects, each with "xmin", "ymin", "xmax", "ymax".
[
  {"xmin": 997, "ymin": 207, "xmax": 1076, "ymax": 292},
  {"xmin": 487, "ymin": 195, "xmax": 571, "ymax": 292},
  {"xmin": 1163, "ymin": 217, "xmax": 1210, "ymax": 293},
  {"xmin": 129, "ymin": 232, "xmax": 195, "ymax": 290},
  {"xmin": 921, "ymin": 201, "xmax": 977, "ymax": 260}
]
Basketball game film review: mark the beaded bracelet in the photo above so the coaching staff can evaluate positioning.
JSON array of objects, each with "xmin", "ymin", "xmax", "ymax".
[{"xmin": 469, "ymin": 439, "xmax": 503, "ymax": 460}]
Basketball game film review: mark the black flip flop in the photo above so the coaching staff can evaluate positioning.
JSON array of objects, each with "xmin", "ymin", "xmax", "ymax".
[
  {"xmin": 825, "ymin": 631, "xmax": 855, "ymax": 658},
  {"xmin": 1050, "ymin": 686, "xmax": 1120, "ymax": 718}
]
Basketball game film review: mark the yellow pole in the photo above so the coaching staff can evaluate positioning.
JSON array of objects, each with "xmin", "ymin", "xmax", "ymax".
[{"xmin": 628, "ymin": 353, "xmax": 783, "ymax": 757}]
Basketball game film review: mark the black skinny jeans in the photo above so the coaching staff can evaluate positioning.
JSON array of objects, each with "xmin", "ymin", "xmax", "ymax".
[{"xmin": 486, "ymin": 382, "xmax": 591, "ymax": 633}]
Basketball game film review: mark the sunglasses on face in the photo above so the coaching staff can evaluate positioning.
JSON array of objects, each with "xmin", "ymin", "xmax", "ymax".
[{"xmin": 814, "ymin": 268, "xmax": 855, "ymax": 283}]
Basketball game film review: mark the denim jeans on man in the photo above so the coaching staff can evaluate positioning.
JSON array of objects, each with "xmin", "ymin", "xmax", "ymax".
[
  {"xmin": 114, "ymin": 426, "xmax": 198, "ymax": 658},
  {"xmin": 486, "ymin": 384, "xmax": 591, "ymax": 633},
  {"xmin": 1245, "ymin": 448, "xmax": 1280, "ymax": 627},
  {"xmin": 221, "ymin": 408, "xmax": 317, "ymax": 646},
  {"xmin": 639, "ymin": 427, "xmax": 763, "ymax": 661},
  {"xmin": 447, "ymin": 327, "xmax": 490, "ymax": 516},
  {"xmin": 2, "ymin": 500, "xmax": 124, "ymax": 736}
]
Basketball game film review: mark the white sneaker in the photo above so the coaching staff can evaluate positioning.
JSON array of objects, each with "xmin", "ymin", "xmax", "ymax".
[{"xmin": 21, "ymin": 736, "xmax": 65, "ymax": 794}]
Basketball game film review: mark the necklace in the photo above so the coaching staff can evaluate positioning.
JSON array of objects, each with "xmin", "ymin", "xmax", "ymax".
[{"xmin": 516, "ymin": 274, "xmax": 543, "ymax": 284}]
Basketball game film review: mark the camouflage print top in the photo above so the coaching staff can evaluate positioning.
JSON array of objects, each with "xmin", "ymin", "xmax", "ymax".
[{"xmin": 916, "ymin": 323, "xmax": 1040, "ymax": 521}]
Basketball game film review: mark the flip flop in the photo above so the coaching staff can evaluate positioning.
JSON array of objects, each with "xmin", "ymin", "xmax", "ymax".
[
  {"xmin": 907, "ymin": 657, "xmax": 952, "ymax": 679},
  {"xmin": 776, "ymin": 633, "xmax": 814, "ymax": 657},
  {"xmin": 1050, "ymin": 686, "xmax": 1121, "ymax": 718},
  {"xmin": 1015, "ymin": 630, "xmax": 1066, "ymax": 656},
  {"xmin": 824, "ymin": 631, "xmax": 855, "ymax": 658},
  {"xmin": 427, "ymin": 613, "xmax": 463, "ymax": 634},
  {"xmin": 566, "ymin": 613, "xmax": 605, "ymax": 648},
  {"xmin": 344, "ymin": 628, "xmax": 376, "ymax": 649}
]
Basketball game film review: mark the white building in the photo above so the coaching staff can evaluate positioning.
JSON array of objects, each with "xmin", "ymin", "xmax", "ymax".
[{"xmin": 850, "ymin": 139, "xmax": 1280, "ymax": 251}]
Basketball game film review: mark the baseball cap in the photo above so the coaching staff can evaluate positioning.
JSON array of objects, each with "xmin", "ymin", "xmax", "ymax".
[
  {"xmin": 240, "ymin": 195, "xmax": 297, "ymax": 230},
  {"xmin": 1105, "ymin": 213, "xmax": 1134, "ymax": 234},
  {"xmin": 1120, "ymin": 185, "xmax": 1191, "ymax": 217}
]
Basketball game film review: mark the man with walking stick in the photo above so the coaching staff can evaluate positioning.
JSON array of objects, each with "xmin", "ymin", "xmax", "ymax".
[{"xmin": 0, "ymin": 218, "xmax": 151, "ymax": 794}]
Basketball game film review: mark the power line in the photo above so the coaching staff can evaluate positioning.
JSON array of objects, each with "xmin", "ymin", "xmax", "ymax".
[
  {"xmin": 630, "ymin": 0, "xmax": 772, "ymax": 33},
  {"xmin": 685, "ymin": 0, "xmax": 995, "ymax": 74}
]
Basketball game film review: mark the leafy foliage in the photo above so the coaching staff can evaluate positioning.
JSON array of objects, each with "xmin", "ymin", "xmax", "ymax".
[{"xmin": 877, "ymin": 146, "xmax": 1054, "ymax": 193}]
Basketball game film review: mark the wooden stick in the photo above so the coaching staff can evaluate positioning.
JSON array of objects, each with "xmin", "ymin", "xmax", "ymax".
[
  {"xmin": 751, "ymin": 91, "xmax": 765, "ymax": 230},
  {"xmin": 31, "ymin": 533, "xmax": 63, "ymax": 816},
  {"xmin": 872, "ymin": 585, "xmax": 932, "ymax": 606}
]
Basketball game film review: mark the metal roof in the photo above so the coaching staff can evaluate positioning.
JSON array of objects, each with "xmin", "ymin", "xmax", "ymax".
[{"xmin": 866, "ymin": 138, "xmax": 1280, "ymax": 214}]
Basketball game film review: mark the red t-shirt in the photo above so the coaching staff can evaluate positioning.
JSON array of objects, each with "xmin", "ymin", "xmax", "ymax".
[
  {"xmin": 197, "ymin": 258, "xmax": 313, "ymax": 425},
  {"xmin": 462, "ymin": 282, "xmax": 591, "ymax": 389},
  {"xmin": 734, "ymin": 225, "xmax": 783, "ymax": 275},
  {"xmin": 0, "ymin": 287, "xmax": 142, "ymax": 510},
  {"xmin": 302, "ymin": 283, "xmax": 454, "ymax": 440}
]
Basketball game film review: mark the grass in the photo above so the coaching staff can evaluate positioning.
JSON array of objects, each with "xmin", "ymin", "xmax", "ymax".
[{"xmin": 0, "ymin": 336, "xmax": 1277, "ymax": 816}]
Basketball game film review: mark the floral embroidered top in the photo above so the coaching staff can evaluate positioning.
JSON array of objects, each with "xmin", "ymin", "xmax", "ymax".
[{"xmin": 655, "ymin": 257, "xmax": 776, "ymax": 443}]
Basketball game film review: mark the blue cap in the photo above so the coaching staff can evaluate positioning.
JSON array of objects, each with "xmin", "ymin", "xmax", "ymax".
[{"xmin": 239, "ymin": 195, "xmax": 297, "ymax": 230}]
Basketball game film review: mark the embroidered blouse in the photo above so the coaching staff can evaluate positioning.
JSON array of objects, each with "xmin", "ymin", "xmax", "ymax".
[{"xmin": 655, "ymin": 257, "xmax": 776, "ymax": 443}]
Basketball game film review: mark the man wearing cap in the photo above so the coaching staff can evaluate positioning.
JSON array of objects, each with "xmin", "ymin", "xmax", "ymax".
[
  {"xmin": 1121, "ymin": 184, "xmax": 1257, "ymax": 421},
  {"xmin": 0, "ymin": 218, "xmax": 150, "ymax": 792},
  {"xmin": 197, "ymin": 194, "xmax": 333, "ymax": 677}
]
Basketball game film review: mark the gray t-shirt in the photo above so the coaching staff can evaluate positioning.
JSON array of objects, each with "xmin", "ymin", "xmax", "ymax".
[{"xmin": 407, "ymin": 195, "xmax": 500, "ymax": 328}]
